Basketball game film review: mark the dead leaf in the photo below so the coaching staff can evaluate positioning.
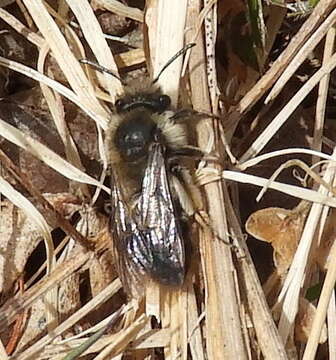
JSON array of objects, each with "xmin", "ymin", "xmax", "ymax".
[{"xmin": 246, "ymin": 202, "xmax": 310, "ymax": 274}]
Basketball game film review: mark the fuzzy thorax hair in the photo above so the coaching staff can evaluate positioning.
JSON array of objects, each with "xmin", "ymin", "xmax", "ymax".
[
  {"xmin": 106, "ymin": 110, "xmax": 187, "ymax": 164},
  {"xmin": 105, "ymin": 83, "xmax": 188, "ymax": 199}
]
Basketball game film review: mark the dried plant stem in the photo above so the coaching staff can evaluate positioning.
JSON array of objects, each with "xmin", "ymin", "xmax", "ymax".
[
  {"xmin": 187, "ymin": 1, "xmax": 247, "ymax": 358},
  {"xmin": 0, "ymin": 149, "xmax": 94, "ymax": 252},
  {"xmin": 327, "ymin": 291, "xmax": 336, "ymax": 360},
  {"xmin": 302, "ymin": 163, "xmax": 336, "ymax": 359},
  {"xmin": 0, "ymin": 7, "xmax": 44, "ymax": 47},
  {"xmin": 0, "ymin": 340, "xmax": 9, "ymax": 360},
  {"xmin": 187, "ymin": 284, "xmax": 205, "ymax": 360},
  {"xmin": 66, "ymin": 0, "xmax": 122, "ymax": 100},
  {"xmin": 220, "ymin": 170, "xmax": 336, "ymax": 207},
  {"xmin": 240, "ymin": 51, "xmax": 336, "ymax": 162},
  {"xmin": 313, "ymin": 24, "xmax": 336, "ymax": 163},
  {"xmin": 278, "ymin": 148, "xmax": 336, "ymax": 344},
  {"xmin": 22, "ymin": 0, "xmax": 111, "ymax": 121},
  {"xmin": 5, "ymin": 290, "xmax": 28, "ymax": 355},
  {"xmin": 261, "ymin": 6, "xmax": 286, "ymax": 69},
  {"xmin": 91, "ymin": 314, "xmax": 147, "ymax": 360},
  {"xmin": 225, "ymin": 187, "xmax": 287, "ymax": 359},
  {"xmin": 115, "ymin": 49, "xmax": 145, "ymax": 69},
  {"xmin": 0, "ymin": 252, "xmax": 91, "ymax": 331},
  {"xmin": 266, "ymin": 8, "xmax": 336, "ymax": 105},
  {"xmin": 0, "ymin": 56, "xmax": 109, "ymax": 129},
  {"xmin": 151, "ymin": 0, "xmax": 188, "ymax": 103},
  {"xmin": 303, "ymin": 248, "xmax": 336, "ymax": 359},
  {"xmin": 144, "ymin": 2, "xmax": 191, "ymax": 359},
  {"xmin": 11, "ymin": 279, "xmax": 121, "ymax": 360},
  {"xmin": 237, "ymin": 0, "xmax": 336, "ymax": 114},
  {"xmin": 93, "ymin": 0, "xmax": 143, "ymax": 22},
  {"xmin": 37, "ymin": 44, "xmax": 88, "ymax": 195}
]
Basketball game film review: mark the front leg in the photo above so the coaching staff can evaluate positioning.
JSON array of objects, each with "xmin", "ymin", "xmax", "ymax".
[{"xmin": 170, "ymin": 165, "xmax": 231, "ymax": 246}]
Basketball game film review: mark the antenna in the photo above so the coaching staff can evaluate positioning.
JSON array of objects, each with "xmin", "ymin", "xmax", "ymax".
[
  {"xmin": 79, "ymin": 59, "xmax": 123, "ymax": 83},
  {"xmin": 152, "ymin": 43, "xmax": 196, "ymax": 84},
  {"xmin": 79, "ymin": 43, "xmax": 195, "ymax": 85}
]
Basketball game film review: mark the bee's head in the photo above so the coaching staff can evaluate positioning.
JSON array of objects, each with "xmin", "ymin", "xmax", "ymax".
[
  {"xmin": 114, "ymin": 92, "xmax": 171, "ymax": 113},
  {"xmin": 114, "ymin": 111, "xmax": 158, "ymax": 162}
]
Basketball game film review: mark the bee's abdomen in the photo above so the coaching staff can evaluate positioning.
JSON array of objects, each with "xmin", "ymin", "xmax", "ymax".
[
  {"xmin": 125, "ymin": 227, "xmax": 185, "ymax": 287},
  {"xmin": 150, "ymin": 248, "xmax": 185, "ymax": 286}
]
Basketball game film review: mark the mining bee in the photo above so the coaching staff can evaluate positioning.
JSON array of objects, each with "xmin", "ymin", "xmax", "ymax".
[{"xmin": 83, "ymin": 44, "xmax": 202, "ymax": 298}]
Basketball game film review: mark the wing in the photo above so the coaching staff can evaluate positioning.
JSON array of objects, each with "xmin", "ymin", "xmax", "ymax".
[
  {"xmin": 109, "ymin": 143, "xmax": 185, "ymax": 298},
  {"xmin": 139, "ymin": 142, "xmax": 185, "ymax": 286},
  {"xmin": 109, "ymin": 169, "xmax": 146, "ymax": 298}
]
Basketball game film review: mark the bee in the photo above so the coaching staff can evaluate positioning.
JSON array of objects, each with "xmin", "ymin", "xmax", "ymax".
[{"xmin": 84, "ymin": 45, "xmax": 202, "ymax": 298}]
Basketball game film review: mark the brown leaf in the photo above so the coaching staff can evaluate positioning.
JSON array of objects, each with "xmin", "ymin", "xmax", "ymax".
[{"xmin": 246, "ymin": 202, "xmax": 309, "ymax": 273}]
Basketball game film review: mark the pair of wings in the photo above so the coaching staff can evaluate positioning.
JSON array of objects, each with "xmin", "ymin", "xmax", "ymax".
[{"xmin": 109, "ymin": 143, "xmax": 185, "ymax": 298}]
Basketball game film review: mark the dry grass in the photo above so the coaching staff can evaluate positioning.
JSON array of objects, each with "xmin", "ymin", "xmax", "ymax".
[{"xmin": 0, "ymin": 0, "xmax": 336, "ymax": 359}]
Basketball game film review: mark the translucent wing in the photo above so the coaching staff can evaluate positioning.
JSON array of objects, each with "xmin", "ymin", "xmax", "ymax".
[{"xmin": 109, "ymin": 142, "xmax": 185, "ymax": 298}]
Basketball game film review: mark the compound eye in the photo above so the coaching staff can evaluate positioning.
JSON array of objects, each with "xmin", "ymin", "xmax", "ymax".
[
  {"xmin": 158, "ymin": 95, "xmax": 171, "ymax": 110},
  {"xmin": 115, "ymin": 98, "xmax": 125, "ymax": 112}
]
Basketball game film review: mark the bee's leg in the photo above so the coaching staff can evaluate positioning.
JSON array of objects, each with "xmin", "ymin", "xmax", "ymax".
[
  {"xmin": 170, "ymin": 165, "xmax": 232, "ymax": 246},
  {"xmin": 169, "ymin": 146, "xmax": 219, "ymax": 163},
  {"xmin": 169, "ymin": 110, "xmax": 236, "ymax": 164},
  {"xmin": 170, "ymin": 109, "xmax": 221, "ymax": 123},
  {"xmin": 170, "ymin": 169, "xmax": 216, "ymax": 246},
  {"xmin": 169, "ymin": 165, "xmax": 204, "ymax": 219}
]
